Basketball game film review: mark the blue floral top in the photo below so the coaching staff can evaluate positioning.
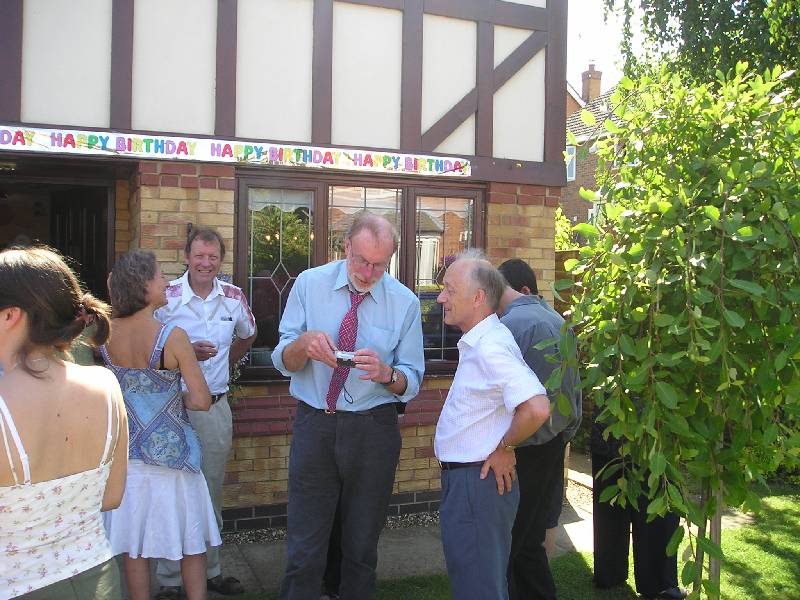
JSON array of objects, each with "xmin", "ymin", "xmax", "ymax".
[{"xmin": 101, "ymin": 324, "xmax": 202, "ymax": 473}]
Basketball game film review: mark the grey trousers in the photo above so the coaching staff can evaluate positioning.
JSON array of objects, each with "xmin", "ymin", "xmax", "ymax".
[
  {"xmin": 279, "ymin": 402, "xmax": 401, "ymax": 600},
  {"xmin": 440, "ymin": 465, "xmax": 520, "ymax": 600},
  {"xmin": 157, "ymin": 396, "xmax": 232, "ymax": 585}
]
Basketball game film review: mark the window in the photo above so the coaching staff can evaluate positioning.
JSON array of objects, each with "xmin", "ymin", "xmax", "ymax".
[
  {"xmin": 565, "ymin": 145, "xmax": 576, "ymax": 182},
  {"xmin": 236, "ymin": 175, "xmax": 484, "ymax": 379}
]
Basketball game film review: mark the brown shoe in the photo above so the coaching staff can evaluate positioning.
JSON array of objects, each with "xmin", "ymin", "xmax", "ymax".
[{"xmin": 207, "ymin": 575, "xmax": 244, "ymax": 595}]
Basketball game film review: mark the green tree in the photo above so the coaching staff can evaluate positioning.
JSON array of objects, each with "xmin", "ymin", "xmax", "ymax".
[
  {"xmin": 555, "ymin": 206, "xmax": 575, "ymax": 251},
  {"xmin": 564, "ymin": 65, "xmax": 800, "ymax": 598},
  {"xmin": 250, "ymin": 205, "xmax": 310, "ymax": 276},
  {"xmin": 604, "ymin": 0, "xmax": 800, "ymax": 83}
]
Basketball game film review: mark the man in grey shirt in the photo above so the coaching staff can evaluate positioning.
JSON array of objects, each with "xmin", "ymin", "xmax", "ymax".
[{"xmin": 498, "ymin": 259, "xmax": 582, "ymax": 600}]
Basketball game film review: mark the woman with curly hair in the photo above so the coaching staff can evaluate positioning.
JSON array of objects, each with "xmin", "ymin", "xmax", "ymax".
[{"xmin": 102, "ymin": 249, "xmax": 220, "ymax": 600}]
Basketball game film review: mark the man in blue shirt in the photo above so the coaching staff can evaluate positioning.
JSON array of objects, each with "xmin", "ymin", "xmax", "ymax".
[
  {"xmin": 498, "ymin": 258, "xmax": 582, "ymax": 600},
  {"xmin": 272, "ymin": 213, "xmax": 424, "ymax": 600}
]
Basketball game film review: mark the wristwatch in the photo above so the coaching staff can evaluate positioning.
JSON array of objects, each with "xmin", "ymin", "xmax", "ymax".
[{"xmin": 381, "ymin": 367, "xmax": 399, "ymax": 386}]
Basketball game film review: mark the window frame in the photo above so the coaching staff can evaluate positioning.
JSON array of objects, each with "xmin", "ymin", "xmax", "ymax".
[{"xmin": 235, "ymin": 169, "xmax": 486, "ymax": 382}]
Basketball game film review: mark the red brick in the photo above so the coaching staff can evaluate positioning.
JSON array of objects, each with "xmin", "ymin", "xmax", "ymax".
[
  {"xmin": 199, "ymin": 164, "xmax": 236, "ymax": 177},
  {"xmin": 546, "ymin": 187, "xmax": 562, "ymax": 197},
  {"xmin": 160, "ymin": 175, "xmax": 179, "ymax": 187},
  {"xmin": 163, "ymin": 238, "xmax": 188, "ymax": 250},
  {"xmin": 181, "ymin": 176, "xmax": 199, "ymax": 188},
  {"xmin": 488, "ymin": 192, "xmax": 516, "ymax": 205},
  {"xmin": 416, "ymin": 413, "xmax": 440, "ymax": 426},
  {"xmin": 489, "ymin": 182, "xmax": 518, "ymax": 195},
  {"xmin": 415, "ymin": 447, "xmax": 436, "ymax": 458},
  {"xmin": 218, "ymin": 178, "xmax": 236, "ymax": 190},
  {"xmin": 199, "ymin": 177, "xmax": 217, "ymax": 189},
  {"xmin": 520, "ymin": 184, "xmax": 546, "ymax": 196},
  {"xmin": 140, "ymin": 173, "xmax": 158, "ymax": 186},
  {"xmin": 487, "ymin": 247, "xmax": 513, "ymax": 259},
  {"xmin": 138, "ymin": 162, "xmax": 158, "ymax": 174},
  {"xmin": 141, "ymin": 224, "xmax": 178, "ymax": 236},
  {"xmin": 545, "ymin": 197, "xmax": 560, "ymax": 207},
  {"xmin": 161, "ymin": 162, "xmax": 197, "ymax": 175},
  {"xmin": 518, "ymin": 194, "xmax": 545, "ymax": 206}
]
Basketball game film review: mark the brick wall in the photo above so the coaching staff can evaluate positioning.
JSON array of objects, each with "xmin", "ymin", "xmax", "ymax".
[
  {"xmin": 221, "ymin": 377, "xmax": 452, "ymax": 531},
  {"xmin": 135, "ymin": 161, "xmax": 236, "ymax": 278},
  {"xmin": 485, "ymin": 182, "xmax": 559, "ymax": 304},
  {"xmin": 562, "ymin": 145, "xmax": 598, "ymax": 225}
]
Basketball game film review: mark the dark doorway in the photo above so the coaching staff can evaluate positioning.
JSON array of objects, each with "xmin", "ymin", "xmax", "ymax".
[{"xmin": 0, "ymin": 182, "xmax": 112, "ymax": 299}]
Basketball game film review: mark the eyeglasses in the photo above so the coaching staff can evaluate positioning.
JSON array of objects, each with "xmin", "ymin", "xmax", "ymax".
[{"xmin": 349, "ymin": 253, "xmax": 389, "ymax": 273}]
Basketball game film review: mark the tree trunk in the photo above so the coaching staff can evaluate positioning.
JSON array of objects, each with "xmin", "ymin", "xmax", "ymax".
[
  {"xmin": 693, "ymin": 480, "xmax": 709, "ymax": 595},
  {"xmin": 708, "ymin": 484, "xmax": 724, "ymax": 599}
]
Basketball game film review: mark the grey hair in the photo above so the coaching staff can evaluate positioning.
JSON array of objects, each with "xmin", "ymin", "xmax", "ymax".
[
  {"xmin": 453, "ymin": 249, "xmax": 505, "ymax": 312},
  {"xmin": 109, "ymin": 249, "xmax": 159, "ymax": 318},
  {"xmin": 345, "ymin": 211, "xmax": 399, "ymax": 252}
]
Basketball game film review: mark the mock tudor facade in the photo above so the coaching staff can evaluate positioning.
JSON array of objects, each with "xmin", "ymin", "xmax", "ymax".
[{"xmin": 0, "ymin": 0, "xmax": 566, "ymax": 527}]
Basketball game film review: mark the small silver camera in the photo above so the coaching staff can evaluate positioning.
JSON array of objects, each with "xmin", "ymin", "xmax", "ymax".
[{"xmin": 335, "ymin": 350, "xmax": 357, "ymax": 367}]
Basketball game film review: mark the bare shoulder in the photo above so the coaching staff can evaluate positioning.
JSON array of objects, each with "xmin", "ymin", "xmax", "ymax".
[{"xmin": 64, "ymin": 363, "xmax": 121, "ymax": 396}]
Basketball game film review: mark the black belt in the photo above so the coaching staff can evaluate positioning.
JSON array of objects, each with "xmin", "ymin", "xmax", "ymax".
[
  {"xmin": 211, "ymin": 394, "xmax": 225, "ymax": 404},
  {"xmin": 438, "ymin": 461, "xmax": 484, "ymax": 470},
  {"xmin": 299, "ymin": 401, "xmax": 392, "ymax": 416}
]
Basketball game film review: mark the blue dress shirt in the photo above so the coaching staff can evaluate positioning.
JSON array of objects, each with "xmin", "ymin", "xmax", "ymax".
[{"xmin": 272, "ymin": 260, "xmax": 425, "ymax": 410}]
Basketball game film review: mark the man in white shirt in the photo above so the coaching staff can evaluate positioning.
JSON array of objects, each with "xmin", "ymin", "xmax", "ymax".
[
  {"xmin": 434, "ymin": 250, "xmax": 551, "ymax": 600},
  {"xmin": 155, "ymin": 227, "xmax": 257, "ymax": 598}
]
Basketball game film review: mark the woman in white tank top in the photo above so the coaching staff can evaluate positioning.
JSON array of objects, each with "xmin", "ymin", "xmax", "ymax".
[{"xmin": 0, "ymin": 246, "xmax": 129, "ymax": 600}]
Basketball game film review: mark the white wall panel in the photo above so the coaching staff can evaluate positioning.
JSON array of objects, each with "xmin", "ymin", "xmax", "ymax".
[
  {"xmin": 237, "ymin": 0, "xmax": 313, "ymax": 142},
  {"xmin": 421, "ymin": 15, "xmax": 476, "ymax": 133},
  {"xmin": 21, "ymin": 0, "xmax": 112, "ymax": 127},
  {"xmin": 434, "ymin": 114, "xmax": 474, "ymax": 156},
  {"xmin": 132, "ymin": 0, "xmax": 216, "ymax": 134},
  {"xmin": 331, "ymin": 2, "xmax": 402, "ymax": 149},
  {"xmin": 493, "ymin": 49, "xmax": 546, "ymax": 162},
  {"xmin": 494, "ymin": 24, "xmax": 532, "ymax": 68}
]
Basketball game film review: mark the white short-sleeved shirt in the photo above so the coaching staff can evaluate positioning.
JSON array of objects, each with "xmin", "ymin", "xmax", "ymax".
[
  {"xmin": 155, "ymin": 272, "xmax": 256, "ymax": 394},
  {"xmin": 434, "ymin": 314, "xmax": 546, "ymax": 463}
]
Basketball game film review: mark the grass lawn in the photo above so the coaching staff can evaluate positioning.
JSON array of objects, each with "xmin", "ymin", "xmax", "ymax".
[{"xmin": 239, "ymin": 485, "xmax": 799, "ymax": 599}]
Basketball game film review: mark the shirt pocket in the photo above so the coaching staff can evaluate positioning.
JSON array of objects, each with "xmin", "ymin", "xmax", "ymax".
[
  {"xmin": 364, "ymin": 325, "xmax": 398, "ymax": 364},
  {"xmin": 216, "ymin": 319, "xmax": 237, "ymax": 348}
]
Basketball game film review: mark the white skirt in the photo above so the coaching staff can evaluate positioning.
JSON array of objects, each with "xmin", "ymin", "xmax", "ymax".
[{"xmin": 104, "ymin": 460, "xmax": 222, "ymax": 560}]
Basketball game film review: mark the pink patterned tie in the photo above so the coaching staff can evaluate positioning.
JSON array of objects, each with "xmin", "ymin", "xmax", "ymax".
[{"xmin": 325, "ymin": 291, "xmax": 366, "ymax": 412}]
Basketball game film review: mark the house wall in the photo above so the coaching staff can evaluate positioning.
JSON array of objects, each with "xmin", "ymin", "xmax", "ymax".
[{"xmin": 561, "ymin": 143, "xmax": 597, "ymax": 224}]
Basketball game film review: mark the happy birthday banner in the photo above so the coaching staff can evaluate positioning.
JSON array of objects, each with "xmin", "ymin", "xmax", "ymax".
[{"xmin": 0, "ymin": 125, "xmax": 471, "ymax": 177}]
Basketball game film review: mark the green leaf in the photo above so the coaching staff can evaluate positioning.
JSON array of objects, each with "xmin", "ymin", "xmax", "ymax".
[
  {"xmin": 556, "ymin": 392, "xmax": 572, "ymax": 418},
  {"xmin": 655, "ymin": 381, "xmax": 679, "ymax": 409},
  {"xmin": 681, "ymin": 561, "xmax": 697, "ymax": 587},
  {"xmin": 697, "ymin": 536, "xmax": 724, "ymax": 561},
  {"xmin": 566, "ymin": 130, "xmax": 578, "ymax": 146},
  {"xmin": 578, "ymin": 187, "xmax": 599, "ymax": 202},
  {"xmin": 604, "ymin": 118, "xmax": 623, "ymax": 134},
  {"xmin": 723, "ymin": 308, "xmax": 746, "ymax": 328},
  {"xmin": 728, "ymin": 279, "xmax": 765, "ymax": 297},
  {"xmin": 554, "ymin": 278, "xmax": 573, "ymax": 291},
  {"xmin": 563, "ymin": 258, "xmax": 579, "ymax": 271},
  {"xmin": 649, "ymin": 452, "xmax": 667, "ymax": 476},
  {"xmin": 703, "ymin": 205, "xmax": 721, "ymax": 220},
  {"xmin": 666, "ymin": 524, "xmax": 685, "ymax": 556},
  {"xmin": 580, "ymin": 109, "xmax": 597, "ymax": 127},
  {"xmin": 573, "ymin": 223, "xmax": 599, "ymax": 239},
  {"xmin": 654, "ymin": 314, "xmax": 675, "ymax": 327},
  {"xmin": 619, "ymin": 334, "xmax": 636, "ymax": 357},
  {"xmin": 598, "ymin": 484, "xmax": 618, "ymax": 504},
  {"xmin": 533, "ymin": 337, "xmax": 558, "ymax": 350}
]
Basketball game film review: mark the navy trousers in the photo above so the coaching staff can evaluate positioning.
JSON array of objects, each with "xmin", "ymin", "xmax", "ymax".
[
  {"xmin": 507, "ymin": 433, "xmax": 565, "ymax": 600},
  {"xmin": 592, "ymin": 452, "xmax": 680, "ymax": 597},
  {"xmin": 440, "ymin": 465, "xmax": 520, "ymax": 600},
  {"xmin": 279, "ymin": 402, "xmax": 401, "ymax": 600}
]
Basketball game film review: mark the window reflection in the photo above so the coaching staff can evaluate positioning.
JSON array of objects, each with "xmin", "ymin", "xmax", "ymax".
[
  {"xmin": 328, "ymin": 186, "xmax": 401, "ymax": 278},
  {"xmin": 416, "ymin": 196, "xmax": 474, "ymax": 361},
  {"xmin": 247, "ymin": 188, "xmax": 313, "ymax": 367}
]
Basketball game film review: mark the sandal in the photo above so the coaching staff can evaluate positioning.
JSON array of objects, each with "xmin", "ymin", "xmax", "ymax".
[
  {"xmin": 154, "ymin": 586, "xmax": 183, "ymax": 600},
  {"xmin": 207, "ymin": 575, "xmax": 244, "ymax": 595}
]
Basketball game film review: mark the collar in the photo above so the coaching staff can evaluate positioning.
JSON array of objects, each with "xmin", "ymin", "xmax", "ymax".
[
  {"xmin": 459, "ymin": 313, "xmax": 501, "ymax": 348},
  {"xmin": 331, "ymin": 260, "xmax": 384, "ymax": 305},
  {"xmin": 178, "ymin": 270, "xmax": 223, "ymax": 306},
  {"xmin": 502, "ymin": 294, "xmax": 548, "ymax": 316}
]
